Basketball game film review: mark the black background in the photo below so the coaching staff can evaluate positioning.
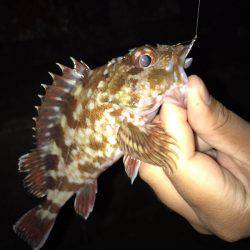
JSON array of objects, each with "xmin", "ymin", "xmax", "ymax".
[{"xmin": 0, "ymin": 0, "xmax": 250, "ymax": 249}]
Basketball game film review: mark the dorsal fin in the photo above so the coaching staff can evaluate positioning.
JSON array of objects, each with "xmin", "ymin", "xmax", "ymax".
[
  {"xmin": 35, "ymin": 58, "xmax": 89, "ymax": 147},
  {"xmin": 19, "ymin": 58, "xmax": 90, "ymax": 198}
]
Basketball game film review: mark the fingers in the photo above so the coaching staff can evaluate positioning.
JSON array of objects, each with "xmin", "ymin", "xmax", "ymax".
[
  {"xmin": 159, "ymin": 102, "xmax": 212, "ymax": 156},
  {"xmin": 139, "ymin": 159, "xmax": 216, "ymax": 234},
  {"xmin": 152, "ymin": 115, "xmax": 212, "ymax": 152},
  {"xmin": 187, "ymin": 75, "xmax": 250, "ymax": 164},
  {"xmin": 194, "ymin": 134, "xmax": 212, "ymax": 152},
  {"xmin": 159, "ymin": 100, "xmax": 227, "ymax": 207},
  {"xmin": 160, "ymin": 102, "xmax": 195, "ymax": 159},
  {"xmin": 139, "ymin": 163, "xmax": 206, "ymax": 227},
  {"xmin": 139, "ymin": 105, "xmax": 213, "ymax": 228},
  {"xmin": 139, "ymin": 78, "xmax": 250, "ymax": 240},
  {"xmin": 157, "ymin": 90, "xmax": 249, "ymax": 240}
]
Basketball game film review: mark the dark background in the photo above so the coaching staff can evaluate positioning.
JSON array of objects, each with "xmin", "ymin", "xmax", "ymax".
[{"xmin": 0, "ymin": 0, "xmax": 249, "ymax": 249}]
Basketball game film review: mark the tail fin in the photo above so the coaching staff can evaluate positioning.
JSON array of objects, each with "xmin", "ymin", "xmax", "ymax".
[{"xmin": 13, "ymin": 205, "xmax": 57, "ymax": 250}]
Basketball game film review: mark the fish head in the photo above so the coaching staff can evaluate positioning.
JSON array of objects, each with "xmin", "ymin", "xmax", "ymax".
[{"xmin": 106, "ymin": 41, "xmax": 194, "ymax": 113}]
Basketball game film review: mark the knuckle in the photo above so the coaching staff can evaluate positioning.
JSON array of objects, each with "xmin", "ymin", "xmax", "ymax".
[
  {"xmin": 210, "ymin": 101, "xmax": 232, "ymax": 133},
  {"xmin": 210, "ymin": 217, "xmax": 249, "ymax": 242},
  {"xmin": 216, "ymin": 231, "xmax": 243, "ymax": 242}
]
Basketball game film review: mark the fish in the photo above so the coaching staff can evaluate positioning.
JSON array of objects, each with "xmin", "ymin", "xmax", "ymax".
[{"xmin": 13, "ymin": 40, "xmax": 195, "ymax": 249}]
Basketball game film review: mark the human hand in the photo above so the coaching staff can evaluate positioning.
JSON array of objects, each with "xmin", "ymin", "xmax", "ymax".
[{"xmin": 139, "ymin": 75, "xmax": 250, "ymax": 241}]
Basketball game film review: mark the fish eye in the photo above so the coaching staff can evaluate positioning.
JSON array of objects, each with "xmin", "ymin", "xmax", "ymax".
[
  {"xmin": 133, "ymin": 47, "xmax": 157, "ymax": 68},
  {"xmin": 139, "ymin": 54, "xmax": 152, "ymax": 67}
]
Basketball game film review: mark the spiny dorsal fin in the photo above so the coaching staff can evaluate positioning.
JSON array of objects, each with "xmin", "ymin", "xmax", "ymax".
[
  {"xmin": 20, "ymin": 58, "xmax": 90, "ymax": 198},
  {"xmin": 35, "ymin": 58, "xmax": 89, "ymax": 147}
]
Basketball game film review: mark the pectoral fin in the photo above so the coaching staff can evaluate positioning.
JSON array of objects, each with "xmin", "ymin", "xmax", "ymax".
[{"xmin": 117, "ymin": 121, "xmax": 177, "ymax": 172}]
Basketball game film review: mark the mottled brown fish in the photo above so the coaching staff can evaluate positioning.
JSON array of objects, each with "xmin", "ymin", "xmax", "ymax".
[{"xmin": 14, "ymin": 40, "xmax": 195, "ymax": 249}]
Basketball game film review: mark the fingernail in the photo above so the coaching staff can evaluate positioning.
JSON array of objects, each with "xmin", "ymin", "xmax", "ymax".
[{"xmin": 199, "ymin": 83, "xmax": 211, "ymax": 105}]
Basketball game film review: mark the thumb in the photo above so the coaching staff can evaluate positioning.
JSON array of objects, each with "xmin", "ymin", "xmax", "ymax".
[{"xmin": 187, "ymin": 75, "xmax": 250, "ymax": 164}]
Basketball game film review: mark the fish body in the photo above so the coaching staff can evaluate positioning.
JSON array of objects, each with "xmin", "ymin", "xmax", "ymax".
[{"xmin": 14, "ymin": 42, "xmax": 194, "ymax": 249}]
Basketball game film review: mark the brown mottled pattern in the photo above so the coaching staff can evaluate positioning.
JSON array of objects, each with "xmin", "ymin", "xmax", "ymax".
[
  {"xmin": 80, "ymin": 103, "xmax": 114, "ymax": 124},
  {"xmin": 64, "ymin": 181, "xmax": 83, "ymax": 191},
  {"xmin": 78, "ymin": 164, "xmax": 98, "ymax": 174},
  {"xmin": 78, "ymin": 108, "xmax": 90, "ymax": 128},
  {"xmin": 46, "ymin": 176, "xmax": 57, "ymax": 189},
  {"xmin": 130, "ymin": 78, "xmax": 139, "ymax": 88},
  {"xmin": 110, "ymin": 108, "xmax": 123, "ymax": 117},
  {"xmin": 148, "ymin": 69, "xmax": 171, "ymax": 89},
  {"xmin": 53, "ymin": 125, "xmax": 71, "ymax": 163},
  {"xmin": 94, "ymin": 103, "xmax": 113, "ymax": 115},
  {"xmin": 43, "ymin": 201, "xmax": 60, "ymax": 214},
  {"xmin": 130, "ymin": 93, "xmax": 141, "ymax": 106},
  {"xmin": 129, "ymin": 113, "xmax": 135, "ymax": 119},
  {"xmin": 59, "ymin": 176, "xmax": 82, "ymax": 191},
  {"xmin": 64, "ymin": 94, "xmax": 80, "ymax": 128},
  {"xmin": 15, "ymin": 42, "xmax": 193, "ymax": 249},
  {"xmin": 127, "ymin": 67, "xmax": 143, "ymax": 75},
  {"xmin": 109, "ymin": 74, "xmax": 126, "ymax": 95},
  {"xmin": 96, "ymin": 156, "xmax": 108, "ymax": 165},
  {"xmin": 86, "ymin": 66, "xmax": 106, "ymax": 89},
  {"xmin": 89, "ymin": 135, "xmax": 103, "ymax": 150},
  {"xmin": 79, "ymin": 148, "xmax": 95, "ymax": 162},
  {"xmin": 44, "ymin": 154, "xmax": 59, "ymax": 169}
]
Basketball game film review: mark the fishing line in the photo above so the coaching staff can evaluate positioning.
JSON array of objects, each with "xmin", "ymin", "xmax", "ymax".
[{"xmin": 175, "ymin": 0, "xmax": 201, "ymax": 46}]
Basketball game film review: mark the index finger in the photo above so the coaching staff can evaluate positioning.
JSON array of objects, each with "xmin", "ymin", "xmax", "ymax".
[{"xmin": 187, "ymin": 75, "xmax": 250, "ymax": 164}]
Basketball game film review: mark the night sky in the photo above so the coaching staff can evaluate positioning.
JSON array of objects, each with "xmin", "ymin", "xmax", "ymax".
[{"xmin": 0, "ymin": 0, "xmax": 249, "ymax": 249}]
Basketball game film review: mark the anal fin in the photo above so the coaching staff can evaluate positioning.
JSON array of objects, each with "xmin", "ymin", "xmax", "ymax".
[{"xmin": 74, "ymin": 180, "xmax": 98, "ymax": 219}]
